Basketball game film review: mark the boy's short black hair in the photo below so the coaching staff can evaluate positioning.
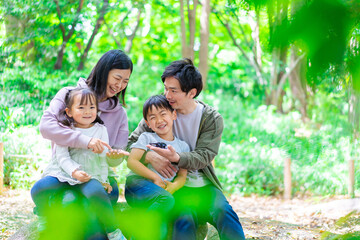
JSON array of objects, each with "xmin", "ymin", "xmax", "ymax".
[
  {"xmin": 161, "ymin": 58, "xmax": 203, "ymax": 98},
  {"xmin": 143, "ymin": 95, "xmax": 174, "ymax": 120}
]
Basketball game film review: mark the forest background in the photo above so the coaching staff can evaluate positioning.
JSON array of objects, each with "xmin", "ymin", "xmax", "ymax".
[{"xmin": 1, "ymin": 0, "xmax": 360, "ymax": 202}]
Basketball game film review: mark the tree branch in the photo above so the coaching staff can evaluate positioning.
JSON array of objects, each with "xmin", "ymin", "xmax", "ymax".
[
  {"xmin": 275, "ymin": 53, "xmax": 305, "ymax": 101},
  {"xmin": 54, "ymin": 0, "xmax": 65, "ymax": 39}
]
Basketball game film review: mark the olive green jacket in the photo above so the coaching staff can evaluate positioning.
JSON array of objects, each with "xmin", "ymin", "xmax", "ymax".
[{"xmin": 127, "ymin": 101, "xmax": 223, "ymax": 190}]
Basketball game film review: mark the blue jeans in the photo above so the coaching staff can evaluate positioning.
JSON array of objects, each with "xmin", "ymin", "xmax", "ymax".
[
  {"xmin": 125, "ymin": 175, "xmax": 175, "ymax": 239},
  {"xmin": 31, "ymin": 176, "xmax": 119, "ymax": 234},
  {"xmin": 172, "ymin": 185, "xmax": 245, "ymax": 240}
]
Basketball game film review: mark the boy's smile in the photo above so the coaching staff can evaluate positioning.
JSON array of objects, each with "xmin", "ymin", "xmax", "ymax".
[{"xmin": 145, "ymin": 106, "xmax": 177, "ymax": 141}]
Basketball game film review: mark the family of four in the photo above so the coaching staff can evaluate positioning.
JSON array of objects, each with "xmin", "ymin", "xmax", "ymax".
[{"xmin": 31, "ymin": 50, "xmax": 245, "ymax": 240}]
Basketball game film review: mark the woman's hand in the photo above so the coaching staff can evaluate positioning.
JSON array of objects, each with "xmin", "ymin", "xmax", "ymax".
[
  {"xmin": 72, "ymin": 170, "xmax": 91, "ymax": 182},
  {"xmin": 106, "ymin": 149, "xmax": 130, "ymax": 159},
  {"xmin": 88, "ymin": 138, "xmax": 111, "ymax": 153},
  {"xmin": 106, "ymin": 149, "xmax": 129, "ymax": 167}
]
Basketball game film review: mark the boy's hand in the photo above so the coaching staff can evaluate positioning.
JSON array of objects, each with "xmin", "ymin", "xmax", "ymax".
[
  {"xmin": 106, "ymin": 149, "xmax": 130, "ymax": 159},
  {"xmin": 88, "ymin": 138, "xmax": 111, "ymax": 154},
  {"xmin": 153, "ymin": 177, "xmax": 166, "ymax": 189},
  {"xmin": 102, "ymin": 182, "xmax": 113, "ymax": 193},
  {"xmin": 165, "ymin": 180, "xmax": 179, "ymax": 194},
  {"xmin": 72, "ymin": 170, "xmax": 91, "ymax": 182}
]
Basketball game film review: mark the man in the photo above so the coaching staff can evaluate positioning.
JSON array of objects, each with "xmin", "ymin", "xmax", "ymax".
[{"xmin": 128, "ymin": 59, "xmax": 245, "ymax": 240}]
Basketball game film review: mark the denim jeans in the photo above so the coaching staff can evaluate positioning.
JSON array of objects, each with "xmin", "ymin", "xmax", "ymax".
[
  {"xmin": 31, "ymin": 176, "xmax": 119, "ymax": 235},
  {"xmin": 125, "ymin": 175, "xmax": 175, "ymax": 239},
  {"xmin": 172, "ymin": 184, "xmax": 245, "ymax": 240}
]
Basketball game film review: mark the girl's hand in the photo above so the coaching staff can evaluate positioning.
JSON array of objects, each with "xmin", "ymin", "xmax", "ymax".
[
  {"xmin": 72, "ymin": 170, "xmax": 91, "ymax": 182},
  {"xmin": 102, "ymin": 182, "xmax": 113, "ymax": 194},
  {"xmin": 106, "ymin": 149, "xmax": 130, "ymax": 159},
  {"xmin": 88, "ymin": 138, "xmax": 111, "ymax": 154},
  {"xmin": 153, "ymin": 177, "xmax": 166, "ymax": 189}
]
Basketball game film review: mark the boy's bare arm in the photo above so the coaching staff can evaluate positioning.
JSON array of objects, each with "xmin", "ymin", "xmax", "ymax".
[
  {"xmin": 127, "ymin": 148, "xmax": 166, "ymax": 188},
  {"xmin": 165, "ymin": 168, "xmax": 187, "ymax": 194}
]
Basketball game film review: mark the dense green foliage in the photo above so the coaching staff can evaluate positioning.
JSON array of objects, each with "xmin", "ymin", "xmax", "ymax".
[
  {"xmin": 1, "ymin": 0, "xmax": 360, "ymax": 200},
  {"xmin": 1, "ymin": 65, "xmax": 358, "ymax": 197}
]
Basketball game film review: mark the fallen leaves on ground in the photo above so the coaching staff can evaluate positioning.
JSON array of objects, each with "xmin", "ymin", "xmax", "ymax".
[{"xmin": 1, "ymin": 190, "xmax": 359, "ymax": 239}]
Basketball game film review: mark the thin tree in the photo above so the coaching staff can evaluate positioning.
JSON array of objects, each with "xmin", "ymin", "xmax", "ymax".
[
  {"xmin": 54, "ymin": 0, "xmax": 84, "ymax": 70},
  {"xmin": 199, "ymin": 0, "xmax": 210, "ymax": 86},
  {"xmin": 77, "ymin": 0, "xmax": 109, "ymax": 70}
]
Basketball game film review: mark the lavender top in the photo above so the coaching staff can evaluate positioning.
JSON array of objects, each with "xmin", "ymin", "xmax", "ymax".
[{"xmin": 39, "ymin": 78, "xmax": 129, "ymax": 156}]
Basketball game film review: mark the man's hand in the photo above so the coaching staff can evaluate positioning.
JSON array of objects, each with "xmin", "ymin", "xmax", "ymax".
[
  {"xmin": 106, "ymin": 149, "xmax": 130, "ymax": 159},
  {"xmin": 88, "ymin": 138, "xmax": 111, "ymax": 154},
  {"xmin": 72, "ymin": 170, "xmax": 91, "ymax": 182},
  {"xmin": 146, "ymin": 151, "xmax": 177, "ymax": 179}
]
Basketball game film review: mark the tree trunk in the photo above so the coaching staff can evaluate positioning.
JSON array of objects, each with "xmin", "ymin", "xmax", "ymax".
[
  {"xmin": 54, "ymin": 0, "xmax": 84, "ymax": 70},
  {"xmin": 253, "ymin": 6, "xmax": 262, "ymax": 70},
  {"xmin": 78, "ymin": 0, "xmax": 109, "ymax": 70},
  {"xmin": 267, "ymin": 0, "xmax": 289, "ymax": 111},
  {"xmin": 180, "ymin": 0, "xmax": 188, "ymax": 58},
  {"xmin": 199, "ymin": 0, "xmax": 210, "ymax": 87},
  {"xmin": 289, "ymin": 46, "xmax": 308, "ymax": 120},
  {"xmin": 187, "ymin": 0, "xmax": 197, "ymax": 60},
  {"xmin": 54, "ymin": 42, "xmax": 67, "ymax": 70},
  {"xmin": 349, "ymin": 86, "xmax": 360, "ymax": 140},
  {"xmin": 180, "ymin": 0, "xmax": 197, "ymax": 59}
]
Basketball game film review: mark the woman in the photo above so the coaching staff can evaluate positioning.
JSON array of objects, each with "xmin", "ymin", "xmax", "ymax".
[{"xmin": 31, "ymin": 49, "xmax": 133, "ymax": 239}]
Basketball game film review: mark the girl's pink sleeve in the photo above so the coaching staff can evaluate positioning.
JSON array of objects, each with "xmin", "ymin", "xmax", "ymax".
[{"xmin": 39, "ymin": 87, "xmax": 91, "ymax": 149}]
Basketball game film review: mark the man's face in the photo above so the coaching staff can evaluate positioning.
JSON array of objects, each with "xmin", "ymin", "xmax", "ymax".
[{"xmin": 164, "ymin": 77, "xmax": 193, "ymax": 113}]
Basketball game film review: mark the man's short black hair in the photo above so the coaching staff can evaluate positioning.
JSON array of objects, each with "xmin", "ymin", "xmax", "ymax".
[
  {"xmin": 161, "ymin": 58, "xmax": 203, "ymax": 98},
  {"xmin": 143, "ymin": 95, "xmax": 174, "ymax": 120}
]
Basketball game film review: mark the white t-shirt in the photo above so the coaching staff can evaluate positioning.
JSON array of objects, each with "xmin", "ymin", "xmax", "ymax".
[
  {"xmin": 173, "ymin": 102, "xmax": 211, "ymax": 187},
  {"xmin": 129, "ymin": 132, "xmax": 190, "ymax": 182}
]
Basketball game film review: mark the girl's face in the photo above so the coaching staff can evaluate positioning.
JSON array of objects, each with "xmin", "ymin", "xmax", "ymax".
[
  {"xmin": 104, "ymin": 68, "xmax": 131, "ymax": 101},
  {"xmin": 65, "ymin": 93, "xmax": 97, "ymax": 128}
]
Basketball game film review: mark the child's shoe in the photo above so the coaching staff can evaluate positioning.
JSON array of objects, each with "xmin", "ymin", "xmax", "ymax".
[{"xmin": 107, "ymin": 228, "xmax": 127, "ymax": 240}]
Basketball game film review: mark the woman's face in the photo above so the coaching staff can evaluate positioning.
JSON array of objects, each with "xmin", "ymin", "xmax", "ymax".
[{"xmin": 104, "ymin": 68, "xmax": 131, "ymax": 100}]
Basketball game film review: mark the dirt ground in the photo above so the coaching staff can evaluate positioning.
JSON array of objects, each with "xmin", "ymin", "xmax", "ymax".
[{"xmin": 1, "ymin": 189, "xmax": 359, "ymax": 240}]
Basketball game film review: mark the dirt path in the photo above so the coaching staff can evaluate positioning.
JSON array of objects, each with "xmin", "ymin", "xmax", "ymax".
[{"xmin": 1, "ymin": 189, "xmax": 359, "ymax": 239}]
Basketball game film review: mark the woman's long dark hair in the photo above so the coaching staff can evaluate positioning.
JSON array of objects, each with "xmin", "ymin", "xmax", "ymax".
[
  {"xmin": 86, "ymin": 49, "xmax": 133, "ymax": 106},
  {"xmin": 58, "ymin": 88, "xmax": 104, "ymax": 127}
]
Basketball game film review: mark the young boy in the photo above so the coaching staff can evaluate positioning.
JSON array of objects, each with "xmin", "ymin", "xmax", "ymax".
[{"xmin": 125, "ymin": 94, "xmax": 190, "ymax": 240}]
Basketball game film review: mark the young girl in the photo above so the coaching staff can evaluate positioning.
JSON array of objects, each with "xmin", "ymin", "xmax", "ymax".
[{"xmin": 34, "ymin": 88, "xmax": 126, "ymax": 240}]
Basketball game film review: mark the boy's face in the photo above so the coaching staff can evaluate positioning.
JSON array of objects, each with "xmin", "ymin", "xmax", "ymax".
[
  {"xmin": 145, "ymin": 106, "xmax": 177, "ymax": 138},
  {"xmin": 164, "ymin": 77, "xmax": 196, "ymax": 114}
]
